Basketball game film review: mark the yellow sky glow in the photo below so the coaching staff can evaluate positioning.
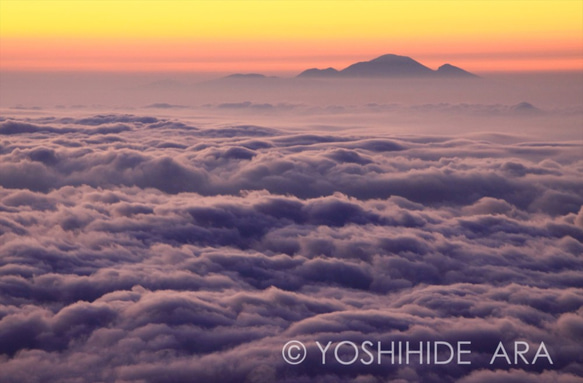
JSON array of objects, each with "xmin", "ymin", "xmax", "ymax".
[{"xmin": 0, "ymin": 0, "xmax": 582, "ymax": 73}]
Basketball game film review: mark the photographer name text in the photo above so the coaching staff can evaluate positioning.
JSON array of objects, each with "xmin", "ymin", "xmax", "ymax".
[{"xmin": 282, "ymin": 340, "xmax": 553, "ymax": 366}]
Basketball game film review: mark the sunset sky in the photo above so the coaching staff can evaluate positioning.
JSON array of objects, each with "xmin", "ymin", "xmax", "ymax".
[{"xmin": 1, "ymin": 0, "xmax": 582, "ymax": 73}]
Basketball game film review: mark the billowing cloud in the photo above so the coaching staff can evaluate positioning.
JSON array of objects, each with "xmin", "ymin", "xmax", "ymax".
[{"xmin": 0, "ymin": 110, "xmax": 581, "ymax": 382}]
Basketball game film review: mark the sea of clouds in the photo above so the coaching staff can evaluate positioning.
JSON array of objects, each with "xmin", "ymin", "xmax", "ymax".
[{"xmin": 0, "ymin": 100, "xmax": 582, "ymax": 382}]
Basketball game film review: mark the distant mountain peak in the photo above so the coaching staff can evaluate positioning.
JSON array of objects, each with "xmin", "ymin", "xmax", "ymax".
[
  {"xmin": 297, "ymin": 67, "xmax": 339, "ymax": 78},
  {"xmin": 436, "ymin": 64, "xmax": 479, "ymax": 78},
  {"xmin": 370, "ymin": 54, "xmax": 418, "ymax": 63},
  {"xmin": 342, "ymin": 54, "xmax": 433, "ymax": 77},
  {"xmin": 511, "ymin": 101, "xmax": 541, "ymax": 114},
  {"xmin": 297, "ymin": 54, "xmax": 478, "ymax": 79}
]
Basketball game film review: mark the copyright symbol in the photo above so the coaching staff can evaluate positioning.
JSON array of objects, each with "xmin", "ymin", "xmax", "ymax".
[{"xmin": 282, "ymin": 340, "xmax": 307, "ymax": 365}]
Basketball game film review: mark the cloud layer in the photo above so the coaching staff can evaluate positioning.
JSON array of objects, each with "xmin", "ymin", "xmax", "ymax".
[{"xmin": 0, "ymin": 112, "xmax": 582, "ymax": 382}]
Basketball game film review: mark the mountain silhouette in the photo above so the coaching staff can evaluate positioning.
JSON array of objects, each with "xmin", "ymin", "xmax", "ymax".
[
  {"xmin": 296, "ymin": 67, "xmax": 340, "ymax": 78},
  {"xmin": 435, "ymin": 64, "xmax": 478, "ymax": 78},
  {"xmin": 341, "ymin": 54, "xmax": 434, "ymax": 77},
  {"xmin": 297, "ymin": 54, "xmax": 478, "ymax": 78}
]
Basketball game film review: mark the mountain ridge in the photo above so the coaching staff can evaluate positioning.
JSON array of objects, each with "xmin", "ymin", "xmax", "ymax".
[{"xmin": 297, "ymin": 54, "xmax": 478, "ymax": 79}]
